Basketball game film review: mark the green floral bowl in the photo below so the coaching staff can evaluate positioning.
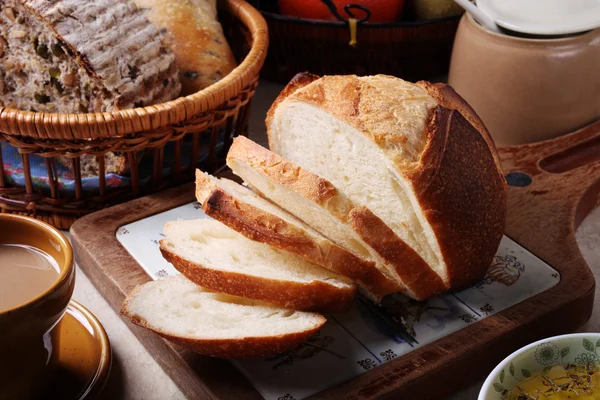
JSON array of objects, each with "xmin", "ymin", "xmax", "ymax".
[{"xmin": 479, "ymin": 333, "xmax": 600, "ymax": 399}]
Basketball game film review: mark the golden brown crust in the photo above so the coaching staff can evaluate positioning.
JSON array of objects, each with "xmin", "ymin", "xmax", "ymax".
[
  {"xmin": 268, "ymin": 74, "xmax": 438, "ymax": 167},
  {"xmin": 159, "ymin": 243, "xmax": 356, "ymax": 312},
  {"xmin": 201, "ymin": 188, "xmax": 399, "ymax": 301},
  {"xmin": 406, "ymin": 106, "xmax": 507, "ymax": 288},
  {"xmin": 228, "ymin": 136, "xmax": 339, "ymax": 206},
  {"xmin": 349, "ymin": 206, "xmax": 448, "ymax": 300},
  {"xmin": 203, "ymin": 189, "xmax": 322, "ymax": 257},
  {"xmin": 135, "ymin": 325, "xmax": 322, "ymax": 358},
  {"xmin": 416, "ymin": 81, "xmax": 505, "ymax": 179},
  {"xmin": 121, "ymin": 289, "xmax": 326, "ymax": 359}
]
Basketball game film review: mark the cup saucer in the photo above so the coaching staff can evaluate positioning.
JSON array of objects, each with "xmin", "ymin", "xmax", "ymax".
[{"xmin": 44, "ymin": 300, "xmax": 112, "ymax": 399}]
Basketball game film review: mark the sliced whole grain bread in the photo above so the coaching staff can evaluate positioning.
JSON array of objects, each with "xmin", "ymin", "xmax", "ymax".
[
  {"xmin": 195, "ymin": 169, "xmax": 401, "ymax": 301},
  {"xmin": 121, "ymin": 275, "xmax": 326, "ymax": 358},
  {"xmin": 227, "ymin": 136, "xmax": 448, "ymax": 300},
  {"xmin": 0, "ymin": 0, "xmax": 180, "ymax": 113},
  {"xmin": 159, "ymin": 218, "xmax": 357, "ymax": 312}
]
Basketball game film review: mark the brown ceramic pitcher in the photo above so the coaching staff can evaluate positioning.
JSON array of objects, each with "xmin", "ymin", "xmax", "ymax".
[{"xmin": 449, "ymin": 14, "xmax": 600, "ymax": 146}]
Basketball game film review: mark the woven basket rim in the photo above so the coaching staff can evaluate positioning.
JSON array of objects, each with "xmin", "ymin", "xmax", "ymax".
[{"xmin": 0, "ymin": 0, "xmax": 268, "ymax": 140}]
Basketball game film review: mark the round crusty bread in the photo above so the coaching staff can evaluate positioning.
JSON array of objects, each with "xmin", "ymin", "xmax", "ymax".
[
  {"xmin": 159, "ymin": 218, "xmax": 357, "ymax": 312},
  {"xmin": 194, "ymin": 169, "xmax": 402, "ymax": 301},
  {"xmin": 267, "ymin": 73, "xmax": 507, "ymax": 290},
  {"xmin": 121, "ymin": 275, "xmax": 326, "ymax": 358},
  {"xmin": 226, "ymin": 136, "xmax": 447, "ymax": 300}
]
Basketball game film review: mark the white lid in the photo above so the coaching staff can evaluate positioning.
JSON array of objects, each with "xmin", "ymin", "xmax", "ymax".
[{"xmin": 477, "ymin": 0, "xmax": 600, "ymax": 35}]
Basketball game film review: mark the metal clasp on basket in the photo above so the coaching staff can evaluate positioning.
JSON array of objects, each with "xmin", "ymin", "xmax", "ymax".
[{"xmin": 321, "ymin": 0, "xmax": 372, "ymax": 47}]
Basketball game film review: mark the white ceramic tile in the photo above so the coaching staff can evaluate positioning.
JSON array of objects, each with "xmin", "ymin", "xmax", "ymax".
[
  {"xmin": 330, "ymin": 299, "xmax": 416, "ymax": 365},
  {"xmin": 116, "ymin": 202, "xmax": 207, "ymax": 279},
  {"xmin": 116, "ymin": 203, "xmax": 560, "ymax": 400},
  {"xmin": 452, "ymin": 236, "xmax": 561, "ymax": 319},
  {"xmin": 233, "ymin": 320, "xmax": 376, "ymax": 400}
]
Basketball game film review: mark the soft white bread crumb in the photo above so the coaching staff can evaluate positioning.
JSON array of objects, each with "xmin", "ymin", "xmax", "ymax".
[
  {"xmin": 160, "ymin": 219, "xmax": 357, "ymax": 311},
  {"xmin": 163, "ymin": 219, "xmax": 352, "ymax": 287},
  {"xmin": 121, "ymin": 275, "xmax": 326, "ymax": 358},
  {"xmin": 268, "ymin": 78, "xmax": 447, "ymax": 283}
]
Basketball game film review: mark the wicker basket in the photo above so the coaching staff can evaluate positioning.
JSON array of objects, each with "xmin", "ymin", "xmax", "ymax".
[
  {"xmin": 0, "ymin": 0, "xmax": 268, "ymax": 229},
  {"xmin": 254, "ymin": 2, "xmax": 460, "ymax": 83}
]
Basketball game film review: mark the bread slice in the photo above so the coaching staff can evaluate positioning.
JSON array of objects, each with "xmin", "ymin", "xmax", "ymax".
[
  {"xmin": 227, "ymin": 136, "xmax": 448, "ymax": 300},
  {"xmin": 194, "ymin": 169, "xmax": 401, "ymax": 301},
  {"xmin": 121, "ymin": 275, "xmax": 326, "ymax": 358},
  {"xmin": 266, "ymin": 73, "xmax": 507, "ymax": 290},
  {"xmin": 159, "ymin": 219, "xmax": 357, "ymax": 312}
]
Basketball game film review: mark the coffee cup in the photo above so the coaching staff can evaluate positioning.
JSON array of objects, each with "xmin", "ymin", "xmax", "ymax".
[
  {"xmin": 0, "ymin": 214, "xmax": 75, "ymax": 399},
  {"xmin": 449, "ymin": 14, "xmax": 600, "ymax": 146}
]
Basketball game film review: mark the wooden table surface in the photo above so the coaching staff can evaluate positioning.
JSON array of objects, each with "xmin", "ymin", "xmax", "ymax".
[{"xmin": 69, "ymin": 81, "xmax": 600, "ymax": 400}]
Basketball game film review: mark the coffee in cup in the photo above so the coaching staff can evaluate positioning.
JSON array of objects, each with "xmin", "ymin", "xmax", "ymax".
[
  {"xmin": 0, "ymin": 244, "xmax": 60, "ymax": 311},
  {"xmin": 0, "ymin": 215, "xmax": 75, "ymax": 400}
]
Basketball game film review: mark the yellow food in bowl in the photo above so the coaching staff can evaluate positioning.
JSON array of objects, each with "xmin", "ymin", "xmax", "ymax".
[{"xmin": 507, "ymin": 365, "xmax": 600, "ymax": 399}]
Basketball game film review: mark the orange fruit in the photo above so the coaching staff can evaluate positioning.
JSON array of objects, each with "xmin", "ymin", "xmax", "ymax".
[{"xmin": 278, "ymin": 0, "xmax": 404, "ymax": 23}]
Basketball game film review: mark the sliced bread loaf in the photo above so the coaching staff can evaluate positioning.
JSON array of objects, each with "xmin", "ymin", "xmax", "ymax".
[
  {"xmin": 159, "ymin": 219, "xmax": 357, "ymax": 312},
  {"xmin": 227, "ymin": 136, "xmax": 448, "ymax": 300},
  {"xmin": 121, "ymin": 275, "xmax": 326, "ymax": 358},
  {"xmin": 266, "ymin": 73, "xmax": 507, "ymax": 290},
  {"xmin": 195, "ymin": 169, "xmax": 401, "ymax": 301}
]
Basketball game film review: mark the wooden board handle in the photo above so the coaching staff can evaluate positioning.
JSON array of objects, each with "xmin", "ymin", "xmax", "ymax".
[
  {"xmin": 500, "ymin": 120, "xmax": 600, "ymax": 233},
  {"xmin": 498, "ymin": 121, "xmax": 599, "ymax": 341}
]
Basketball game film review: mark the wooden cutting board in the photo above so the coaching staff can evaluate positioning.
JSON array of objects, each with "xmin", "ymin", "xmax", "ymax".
[{"xmin": 71, "ymin": 121, "xmax": 600, "ymax": 399}]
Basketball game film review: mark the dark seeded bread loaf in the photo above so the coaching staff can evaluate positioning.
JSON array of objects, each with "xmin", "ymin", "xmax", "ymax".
[{"xmin": 0, "ymin": 0, "xmax": 181, "ymax": 113}]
